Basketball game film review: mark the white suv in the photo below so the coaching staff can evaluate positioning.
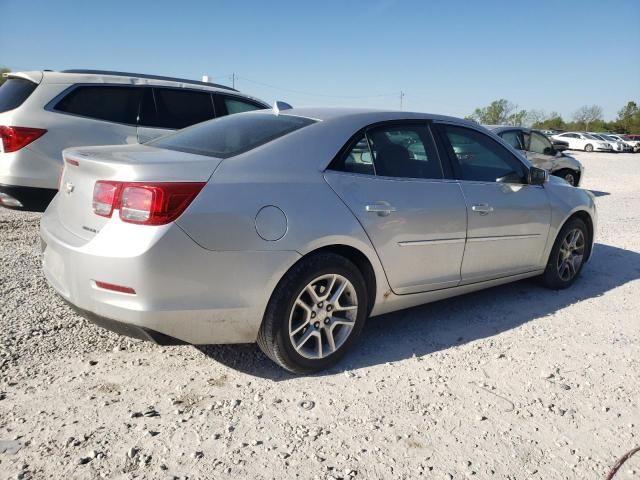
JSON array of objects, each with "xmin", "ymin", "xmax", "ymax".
[{"xmin": 0, "ymin": 70, "xmax": 269, "ymax": 211}]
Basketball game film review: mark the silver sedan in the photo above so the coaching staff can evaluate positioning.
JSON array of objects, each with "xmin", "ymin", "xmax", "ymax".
[{"xmin": 40, "ymin": 107, "xmax": 597, "ymax": 373}]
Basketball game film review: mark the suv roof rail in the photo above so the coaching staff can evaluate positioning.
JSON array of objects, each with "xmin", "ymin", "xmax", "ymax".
[{"xmin": 60, "ymin": 69, "xmax": 238, "ymax": 92}]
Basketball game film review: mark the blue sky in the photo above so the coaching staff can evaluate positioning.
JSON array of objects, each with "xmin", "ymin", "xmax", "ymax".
[{"xmin": 1, "ymin": 0, "xmax": 639, "ymax": 120}]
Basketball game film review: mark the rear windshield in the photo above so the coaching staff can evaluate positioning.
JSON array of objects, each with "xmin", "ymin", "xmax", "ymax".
[
  {"xmin": 0, "ymin": 78, "xmax": 38, "ymax": 113},
  {"xmin": 150, "ymin": 112, "xmax": 316, "ymax": 158}
]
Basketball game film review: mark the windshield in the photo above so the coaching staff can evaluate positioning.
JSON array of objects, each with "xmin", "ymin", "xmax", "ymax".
[
  {"xmin": 584, "ymin": 134, "xmax": 600, "ymax": 140},
  {"xmin": 150, "ymin": 112, "xmax": 316, "ymax": 159}
]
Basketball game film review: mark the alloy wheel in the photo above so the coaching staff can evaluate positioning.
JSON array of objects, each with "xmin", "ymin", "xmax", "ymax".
[
  {"xmin": 557, "ymin": 228, "xmax": 585, "ymax": 281},
  {"xmin": 564, "ymin": 172, "xmax": 576, "ymax": 186},
  {"xmin": 288, "ymin": 274, "xmax": 358, "ymax": 359}
]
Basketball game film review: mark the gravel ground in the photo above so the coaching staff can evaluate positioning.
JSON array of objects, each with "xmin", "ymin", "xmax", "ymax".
[{"xmin": 1, "ymin": 151, "xmax": 639, "ymax": 480}]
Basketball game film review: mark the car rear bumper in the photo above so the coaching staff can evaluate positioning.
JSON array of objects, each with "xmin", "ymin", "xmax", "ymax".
[
  {"xmin": 40, "ymin": 202, "xmax": 301, "ymax": 345},
  {"xmin": 0, "ymin": 183, "xmax": 57, "ymax": 211}
]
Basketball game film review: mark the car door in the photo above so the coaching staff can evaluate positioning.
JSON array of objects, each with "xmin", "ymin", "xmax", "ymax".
[
  {"xmin": 137, "ymin": 87, "xmax": 216, "ymax": 143},
  {"xmin": 324, "ymin": 122, "xmax": 468, "ymax": 295},
  {"xmin": 51, "ymin": 84, "xmax": 141, "ymax": 146},
  {"xmin": 435, "ymin": 123, "xmax": 551, "ymax": 283},
  {"xmin": 557, "ymin": 133, "xmax": 579, "ymax": 150},
  {"xmin": 525, "ymin": 130, "xmax": 557, "ymax": 171}
]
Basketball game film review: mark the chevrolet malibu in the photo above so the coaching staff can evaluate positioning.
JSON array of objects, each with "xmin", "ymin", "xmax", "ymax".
[{"xmin": 41, "ymin": 107, "xmax": 597, "ymax": 373}]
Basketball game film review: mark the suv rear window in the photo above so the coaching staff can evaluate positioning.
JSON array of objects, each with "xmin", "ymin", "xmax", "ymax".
[
  {"xmin": 150, "ymin": 112, "xmax": 315, "ymax": 159},
  {"xmin": 0, "ymin": 78, "xmax": 38, "ymax": 113},
  {"xmin": 54, "ymin": 86, "xmax": 141, "ymax": 124}
]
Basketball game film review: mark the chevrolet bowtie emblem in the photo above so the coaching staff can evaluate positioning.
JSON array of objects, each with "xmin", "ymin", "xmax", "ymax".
[{"xmin": 65, "ymin": 182, "xmax": 75, "ymax": 194}]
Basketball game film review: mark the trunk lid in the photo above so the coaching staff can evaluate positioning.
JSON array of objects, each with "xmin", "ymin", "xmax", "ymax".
[{"xmin": 56, "ymin": 144, "xmax": 222, "ymax": 241}]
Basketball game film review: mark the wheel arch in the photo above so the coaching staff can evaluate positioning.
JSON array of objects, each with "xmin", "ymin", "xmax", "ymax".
[
  {"xmin": 562, "ymin": 210, "xmax": 595, "ymax": 261},
  {"xmin": 268, "ymin": 243, "xmax": 380, "ymax": 317}
]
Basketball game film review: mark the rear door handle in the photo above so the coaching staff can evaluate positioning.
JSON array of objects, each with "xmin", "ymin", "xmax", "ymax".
[
  {"xmin": 471, "ymin": 203, "xmax": 494, "ymax": 215},
  {"xmin": 365, "ymin": 202, "xmax": 396, "ymax": 217}
]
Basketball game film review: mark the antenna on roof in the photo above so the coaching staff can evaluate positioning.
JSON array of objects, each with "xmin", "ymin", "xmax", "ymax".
[{"xmin": 273, "ymin": 101, "xmax": 293, "ymax": 115}]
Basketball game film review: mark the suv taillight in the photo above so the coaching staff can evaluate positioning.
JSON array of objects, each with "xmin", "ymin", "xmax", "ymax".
[
  {"xmin": 0, "ymin": 126, "xmax": 47, "ymax": 153},
  {"xmin": 92, "ymin": 181, "xmax": 205, "ymax": 225}
]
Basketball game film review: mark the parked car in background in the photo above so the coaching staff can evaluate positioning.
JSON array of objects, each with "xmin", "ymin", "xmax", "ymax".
[
  {"xmin": 0, "ymin": 70, "xmax": 269, "ymax": 211},
  {"xmin": 539, "ymin": 129, "xmax": 564, "ymax": 137},
  {"xmin": 603, "ymin": 133, "xmax": 636, "ymax": 152},
  {"xmin": 488, "ymin": 126, "xmax": 583, "ymax": 186},
  {"xmin": 619, "ymin": 134, "xmax": 640, "ymax": 152},
  {"xmin": 552, "ymin": 132, "xmax": 611, "ymax": 152},
  {"xmin": 588, "ymin": 133, "xmax": 625, "ymax": 152},
  {"xmin": 40, "ymin": 107, "xmax": 597, "ymax": 373}
]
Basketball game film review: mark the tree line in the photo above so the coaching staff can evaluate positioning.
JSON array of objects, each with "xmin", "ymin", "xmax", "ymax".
[{"xmin": 466, "ymin": 99, "xmax": 640, "ymax": 134}]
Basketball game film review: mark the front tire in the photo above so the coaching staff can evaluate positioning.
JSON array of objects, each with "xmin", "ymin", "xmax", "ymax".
[
  {"xmin": 541, "ymin": 218, "xmax": 589, "ymax": 289},
  {"xmin": 584, "ymin": 144, "xmax": 594, "ymax": 152},
  {"xmin": 554, "ymin": 169, "xmax": 579, "ymax": 186},
  {"xmin": 257, "ymin": 252, "xmax": 368, "ymax": 374}
]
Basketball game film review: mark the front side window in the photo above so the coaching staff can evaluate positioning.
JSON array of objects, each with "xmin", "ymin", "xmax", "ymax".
[
  {"xmin": 499, "ymin": 130, "xmax": 525, "ymax": 150},
  {"xmin": 440, "ymin": 125, "xmax": 527, "ymax": 184},
  {"xmin": 150, "ymin": 112, "xmax": 315, "ymax": 159},
  {"xmin": 0, "ymin": 78, "xmax": 38, "ymax": 113},
  {"xmin": 150, "ymin": 88, "xmax": 215, "ymax": 129},
  {"xmin": 529, "ymin": 131, "xmax": 553, "ymax": 155},
  {"xmin": 223, "ymin": 96, "xmax": 263, "ymax": 115},
  {"xmin": 54, "ymin": 86, "xmax": 141, "ymax": 124}
]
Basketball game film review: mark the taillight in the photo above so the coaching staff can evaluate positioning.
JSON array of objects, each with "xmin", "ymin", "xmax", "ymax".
[
  {"xmin": 92, "ymin": 181, "xmax": 205, "ymax": 225},
  {"xmin": 93, "ymin": 181, "xmax": 120, "ymax": 218},
  {"xmin": 0, "ymin": 126, "xmax": 47, "ymax": 153}
]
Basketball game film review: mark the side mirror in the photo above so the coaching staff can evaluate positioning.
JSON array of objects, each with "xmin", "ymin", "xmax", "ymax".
[{"xmin": 529, "ymin": 167, "xmax": 548, "ymax": 185}]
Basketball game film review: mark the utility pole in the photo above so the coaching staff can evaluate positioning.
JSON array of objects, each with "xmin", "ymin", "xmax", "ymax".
[{"xmin": 400, "ymin": 91, "xmax": 405, "ymax": 110}]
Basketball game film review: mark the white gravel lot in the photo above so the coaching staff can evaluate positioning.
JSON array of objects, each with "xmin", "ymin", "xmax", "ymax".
[{"xmin": 0, "ymin": 151, "xmax": 638, "ymax": 480}]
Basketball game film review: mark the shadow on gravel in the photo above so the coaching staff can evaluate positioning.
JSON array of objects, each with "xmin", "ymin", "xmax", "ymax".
[
  {"xmin": 589, "ymin": 190, "xmax": 610, "ymax": 197},
  {"xmin": 196, "ymin": 243, "xmax": 640, "ymax": 380}
]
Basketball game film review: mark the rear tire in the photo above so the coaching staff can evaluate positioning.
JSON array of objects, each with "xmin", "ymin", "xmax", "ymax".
[
  {"xmin": 584, "ymin": 144, "xmax": 594, "ymax": 152},
  {"xmin": 541, "ymin": 218, "xmax": 589, "ymax": 290},
  {"xmin": 257, "ymin": 252, "xmax": 368, "ymax": 374}
]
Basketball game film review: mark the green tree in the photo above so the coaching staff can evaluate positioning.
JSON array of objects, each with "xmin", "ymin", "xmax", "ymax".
[
  {"xmin": 533, "ymin": 112, "xmax": 566, "ymax": 130},
  {"xmin": 468, "ymin": 99, "xmax": 519, "ymax": 125},
  {"xmin": 0, "ymin": 67, "xmax": 10, "ymax": 86},
  {"xmin": 615, "ymin": 101, "xmax": 640, "ymax": 133},
  {"xmin": 507, "ymin": 109, "xmax": 528, "ymax": 127}
]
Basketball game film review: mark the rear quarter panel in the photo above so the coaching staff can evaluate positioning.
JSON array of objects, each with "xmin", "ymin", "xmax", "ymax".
[{"xmin": 175, "ymin": 122, "xmax": 393, "ymax": 312}]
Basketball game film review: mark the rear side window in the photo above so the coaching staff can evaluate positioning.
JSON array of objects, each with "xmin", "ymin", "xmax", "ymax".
[
  {"xmin": 367, "ymin": 125, "xmax": 443, "ymax": 179},
  {"xmin": 147, "ymin": 88, "xmax": 215, "ymax": 129},
  {"xmin": 54, "ymin": 86, "xmax": 141, "ymax": 124},
  {"xmin": 0, "ymin": 78, "xmax": 38, "ymax": 113},
  {"xmin": 223, "ymin": 96, "xmax": 263, "ymax": 115},
  {"xmin": 150, "ymin": 113, "xmax": 315, "ymax": 159},
  {"xmin": 330, "ymin": 123, "xmax": 443, "ymax": 180}
]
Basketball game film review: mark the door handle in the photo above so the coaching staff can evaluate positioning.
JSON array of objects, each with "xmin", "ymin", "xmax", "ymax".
[
  {"xmin": 365, "ymin": 202, "xmax": 396, "ymax": 217},
  {"xmin": 471, "ymin": 203, "xmax": 494, "ymax": 215}
]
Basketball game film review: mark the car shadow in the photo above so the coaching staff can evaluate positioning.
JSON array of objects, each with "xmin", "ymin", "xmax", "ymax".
[
  {"xmin": 589, "ymin": 190, "xmax": 610, "ymax": 197},
  {"xmin": 194, "ymin": 243, "xmax": 640, "ymax": 380}
]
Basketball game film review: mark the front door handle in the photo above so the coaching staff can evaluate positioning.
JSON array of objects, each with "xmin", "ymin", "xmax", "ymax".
[
  {"xmin": 365, "ymin": 202, "xmax": 396, "ymax": 217},
  {"xmin": 471, "ymin": 203, "xmax": 494, "ymax": 215}
]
